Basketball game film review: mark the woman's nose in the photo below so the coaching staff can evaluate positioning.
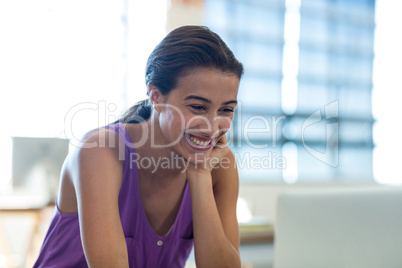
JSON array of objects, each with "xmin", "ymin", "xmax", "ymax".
[{"xmin": 204, "ymin": 114, "xmax": 231, "ymax": 137}]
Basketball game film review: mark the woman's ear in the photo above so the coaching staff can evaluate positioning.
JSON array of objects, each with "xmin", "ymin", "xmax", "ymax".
[{"xmin": 147, "ymin": 84, "xmax": 162, "ymax": 113}]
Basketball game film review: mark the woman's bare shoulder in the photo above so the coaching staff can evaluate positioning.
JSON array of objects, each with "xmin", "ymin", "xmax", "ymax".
[
  {"xmin": 64, "ymin": 127, "xmax": 125, "ymax": 187},
  {"xmin": 58, "ymin": 127, "xmax": 125, "ymax": 212}
]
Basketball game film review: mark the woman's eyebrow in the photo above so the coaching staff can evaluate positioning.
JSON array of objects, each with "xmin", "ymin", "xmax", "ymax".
[
  {"xmin": 184, "ymin": 95, "xmax": 211, "ymax": 103},
  {"xmin": 184, "ymin": 95, "xmax": 237, "ymax": 105},
  {"xmin": 223, "ymin": 100, "xmax": 238, "ymax": 106}
]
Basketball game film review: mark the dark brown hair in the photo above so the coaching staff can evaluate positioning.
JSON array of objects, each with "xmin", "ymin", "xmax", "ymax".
[{"xmin": 120, "ymin": 25, "xmax": 244, "ymax": 123}]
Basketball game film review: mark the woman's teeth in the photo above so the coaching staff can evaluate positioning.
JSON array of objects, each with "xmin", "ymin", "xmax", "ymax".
[{"xmin": 189, "ymin": 135, "xmax": 211, "ymax": 147}]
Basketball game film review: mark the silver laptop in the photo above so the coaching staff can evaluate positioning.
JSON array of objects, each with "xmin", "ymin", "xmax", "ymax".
[{"xmin": 274, "ymin": 186, "xmax": 402, "ymax": 268}]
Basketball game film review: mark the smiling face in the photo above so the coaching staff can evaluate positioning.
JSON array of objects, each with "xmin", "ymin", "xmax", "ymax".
[{"xmin": 150, "ymin": 68, "xmax": 240, "ymax": 160}]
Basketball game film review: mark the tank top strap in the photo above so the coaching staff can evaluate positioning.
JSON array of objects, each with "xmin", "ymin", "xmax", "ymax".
[
  {"xmin": 104, "ymin": 122, "xmax": 140, "ymax": 213},
  {"xmin": 104, "ymin": 123, "xmax": 133, "ymax": 149}
]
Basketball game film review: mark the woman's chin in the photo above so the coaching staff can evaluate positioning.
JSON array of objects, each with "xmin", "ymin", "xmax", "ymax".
[
  {"xmin": 179, "ymin": 147, "xmax": 213, "ymax": 166},
  {"xmin": 169, "ymin": 138, "xmax": 216, "ymax": 168},
  {"xmin": 181, "ymin": 148, "xmax": 210, "ymax": 160}
]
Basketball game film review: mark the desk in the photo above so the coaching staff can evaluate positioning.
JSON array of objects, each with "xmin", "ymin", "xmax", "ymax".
[
  {"xmin": 185, "ymin": 242, "xmax": 274, "ymax": 268},
  {"xmin": 0, "ymin": 193, "xmax": 52, "ymax": 268}
]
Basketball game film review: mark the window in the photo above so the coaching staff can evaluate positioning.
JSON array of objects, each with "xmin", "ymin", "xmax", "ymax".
[
  {"xmin": 0, "ymin": 0, "xmax": 167, "ymax": 192},
  {"xmin": 203, "ymin": 0, "xmax": 376, "ymax": 183}
]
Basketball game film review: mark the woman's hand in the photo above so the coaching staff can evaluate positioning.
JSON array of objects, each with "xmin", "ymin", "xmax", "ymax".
[{"xmin": 185, "ymin": 134, "xmax": 230, "ymax": 179}]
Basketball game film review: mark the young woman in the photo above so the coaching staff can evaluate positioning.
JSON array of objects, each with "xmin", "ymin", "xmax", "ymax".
[{"xmin": 34, "ymin": 25, "xmax": 244, "ymax": 268}]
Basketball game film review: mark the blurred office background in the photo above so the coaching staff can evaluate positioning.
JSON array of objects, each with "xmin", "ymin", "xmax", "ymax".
[{"xmin": 0, "ymin": 0, "xmax": 401, "ymax": 267}]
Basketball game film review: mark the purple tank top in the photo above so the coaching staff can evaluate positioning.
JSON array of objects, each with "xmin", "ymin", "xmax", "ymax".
[{"xmin": 34, "ymin": 123, "xmax": 194, "ymax": 268}]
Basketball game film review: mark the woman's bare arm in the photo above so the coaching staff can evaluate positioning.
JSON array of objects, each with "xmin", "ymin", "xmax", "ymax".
[
  {"xmin": 187, "ymin": 149, "xmax": 241, "ymax": 268},
  {"xmin": 67, "ymin": 129, "xmax": 129, "ymax": 267}
]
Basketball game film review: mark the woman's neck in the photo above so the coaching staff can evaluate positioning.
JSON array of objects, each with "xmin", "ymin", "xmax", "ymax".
[{"xmin": 128, "ymin": 114, "xmax": 187, "ymax": 180}]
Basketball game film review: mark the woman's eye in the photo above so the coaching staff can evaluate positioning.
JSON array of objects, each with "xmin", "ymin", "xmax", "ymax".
[
  {"xmin": 190, "ymin": 105, "xmax": 205, "ymax": 111},
  {"xmin": 220, "ymin": 108, "xmax": 234, "ymax": 114}
]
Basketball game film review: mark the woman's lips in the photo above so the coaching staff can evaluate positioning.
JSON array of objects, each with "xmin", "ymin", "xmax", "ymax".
[{"xmin": 184, "ymin": 132, "xmax": 215, "ymax": 151}]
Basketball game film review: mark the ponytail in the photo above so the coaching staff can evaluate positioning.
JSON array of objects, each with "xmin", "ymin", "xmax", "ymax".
[{"xmin": 119, "ymin": 99, "xmax": 152, "ymax": 123}]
